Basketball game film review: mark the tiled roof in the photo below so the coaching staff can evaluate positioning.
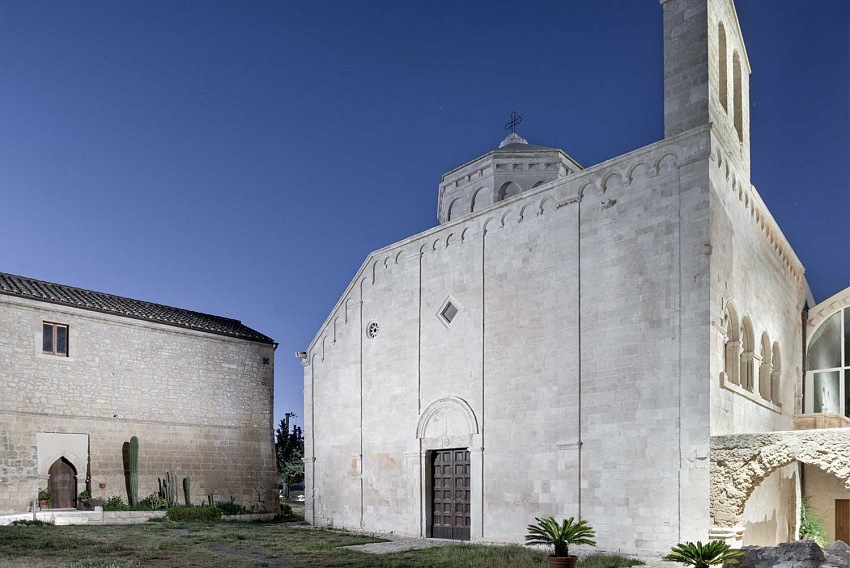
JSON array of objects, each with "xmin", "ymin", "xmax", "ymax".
[{"xmin": 0, "ymin": 272, "xmax": 274, "ymax": 344}]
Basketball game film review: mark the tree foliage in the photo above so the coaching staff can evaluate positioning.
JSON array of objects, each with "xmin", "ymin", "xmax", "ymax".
[{"xmin": 275, "ymin": 414, "xmax": 304, "ymax": 484}]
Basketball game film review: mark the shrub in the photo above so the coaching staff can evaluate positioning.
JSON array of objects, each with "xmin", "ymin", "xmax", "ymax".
[
  {"xmin": 142, "ymin": 493, "xmax": 167, "ymax": 510},
  {"xmin": 280, "ymin": 503, "xmax": 293, "ymax": 518},
  {"xmin": 215, "ymin": 500, "xmax": 248, "ymax": 516},
  {"xmin": 525, "ymin": 516, "xmax": 596, "ymax": 557},
  {"xmin": 663, "ymin": 541, "xmax": 744, "ymax": 568},
  {"xmin": 103, "ymin": 496, "xmax": 130, "ymax": 511},
  {"xmin": 166, "ymin": 505, "xmax": 222, "ymax": 522},
  {"xmin": 800, "ymin": 497, "xmax": 827, "ymax": 545},
  {"xmin": 11, "ymin": 519, "xmax": 54, "ymax": 526}
]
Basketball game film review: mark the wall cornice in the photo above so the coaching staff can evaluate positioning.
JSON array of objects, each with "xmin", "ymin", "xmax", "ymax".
[{"xmin": 709, "ymin": 129, "xmax": 805, "ymax": 286}]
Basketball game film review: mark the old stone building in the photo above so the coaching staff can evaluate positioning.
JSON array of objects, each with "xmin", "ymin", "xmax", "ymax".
[
  {"xmin": 0, "ymin": 272, "xmax": 278, "ymax": 514},
  {"xmin": 303, "ymin": 0, "xmax": 848, "ymax": 555}
]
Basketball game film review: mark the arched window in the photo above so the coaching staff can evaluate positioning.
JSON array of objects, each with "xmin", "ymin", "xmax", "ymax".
[
  {"xmin": 723, "ymin": 302, "xmax": 741, "ymax": 385},
  {"xmin": 771, "ymin": 342, "xmax": 781, "ymax": 404},
  {"xmin": 497, "ymin": 181, "xmax": 521, "ymax": 202},
  {"xmin": 805, "ymin": 308, "xmax": 849, "ymax": 415},
  {"xmin": 733, "ymin": 52, "xmax": 743, "ymax": 143},
  {"xmin": 759, "ymin": 332, "xmax": 772, "ymax": 399},
  {"xmin": 471, "ymin": 187, "xmax": 490, "ymax": 212},
  {"xmin": 718, "ymin": 24, "xmax": 728, "ymax": 112},
  {"xmin": 740, "ymin": 316, "xmax": 755, "ymax": 392},
  {"xmin": 447, "ymin": 198, "xmax": 462, "ymax": 222},
  {"xmin": 531, "ymin": 181, "xmax": 546, "ymax": 189}
]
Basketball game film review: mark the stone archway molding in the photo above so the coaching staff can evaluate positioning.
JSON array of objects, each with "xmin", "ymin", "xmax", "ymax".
[
  {"xmin": 36, "ymin": 432, "xmax": 89, "ymax": 480},
  {"xmin": 711, "ymin": 429, "xmax": 850, "ymax": 529},
  {"xmin": 416, "ymin": 396, "xmax": 479, "ymax": 440}
]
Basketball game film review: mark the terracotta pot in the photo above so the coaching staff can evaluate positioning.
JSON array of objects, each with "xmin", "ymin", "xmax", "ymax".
[
  {"xmin": 547, "ymin": 555, "xmax": 578, "ymax": 568},
  {"xmin": 38, "ymin": 499, "xmax": 49, "ymax": 510}
]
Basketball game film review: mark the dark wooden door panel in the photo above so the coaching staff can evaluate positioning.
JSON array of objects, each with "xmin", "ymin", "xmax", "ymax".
[
  {"xmin": 48, "ymin": 458, "xmax": 77, "ymax": 509},
  {"xmin": 430, "ymin": 448, "xmax": 470, "ymax": 541},
  {"xmin": 837, "ymin": 499, "xmax": 849, "ymax": 543}
]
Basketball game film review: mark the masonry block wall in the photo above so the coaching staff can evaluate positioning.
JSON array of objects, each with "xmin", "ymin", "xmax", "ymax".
[
  {"xmin": 0, "ymin": 295, "xmax": 278, "ymax": 514},
  {"xmin": 305, "ymin": 128, "xmax": 714, "ymax": 554}
]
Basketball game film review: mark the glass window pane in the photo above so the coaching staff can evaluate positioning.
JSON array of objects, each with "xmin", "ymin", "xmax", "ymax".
[
  {"xmin": 56, "ymin": 326, "xmax": 67, "ymax": 355},
  {"xmin": 808, "ymin": 312, "xmax": 842, "ymax": 370},
  {"xmin": 441, "ymin": 303, "xmax": 458, "ymax": 324},
  {"xmin": 845, "ymin": 369, "xmax": 850, "ymax": 419},
  {"xmin": 845, "ymin": 308, "xmax": 850, "ymax": 365},
  {"xmin": 42, "ymin": 324, "xmax": 53, "ymax": 353},
  {"xmin": 813, "ymin": 371, "xmax": 841, "ymax": 414}
]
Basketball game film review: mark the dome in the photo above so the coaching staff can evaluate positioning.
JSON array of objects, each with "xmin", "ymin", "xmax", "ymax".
[{"xmin": 495, "ymin": 132, "xmax": 559, "ymax": 153}]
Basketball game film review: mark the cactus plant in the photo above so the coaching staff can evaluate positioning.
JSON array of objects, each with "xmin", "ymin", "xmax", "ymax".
[
  {"xmin": 128, "ymin": 436, "xmax": 139, "ymax": 506},
  {"xmin": 158, "ymin": 474, "xmax": 173, "ymax": 506},
  {"xmin": 182, "ymin": 476, "xmax": 191, "ymax": 506},
  {"xmin": 160, "ymin": 471, "xmax": 177, "ymax": 507}
]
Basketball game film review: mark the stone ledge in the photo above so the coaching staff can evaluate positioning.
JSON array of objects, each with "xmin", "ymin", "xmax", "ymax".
[
  {"xmin": 719, "ymin": 372, "xmax": 782, "ymax": 413},
  {"xmin": 221, "ymin": 513, "xmax": 275, "ymax": 522},
  {"xmin": 103, "ymin": 511, "xmax": 166, "ymax": 524}
]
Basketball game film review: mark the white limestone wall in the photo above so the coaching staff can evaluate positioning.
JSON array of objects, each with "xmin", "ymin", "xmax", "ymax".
[
  {"xmin": 361, "ymin": 251, "xmax": 421, "ymax": 534},
  {"xmin": 480, "ymin": 192, "xmax": 579, "ymax": 540},
  {"xmin": 708, "ymin": 136, "xmax": 804, "ymax": 436},
  {"xmin": 707, "ymin": 0, "xmax": 751, "ymax": 179},
  {"xmin": 0, "ymin": 295, "xmax": 277, "ymax": 514},
  {"xmin": 741, "ymin": 465, "xmax": 797, "ymax": 546},
  {"xmin": 707, "ymin": 133, "xmax": 805, "ymax": 542},
  {"xmin": 304, "ymin": 128, "xmax": 714, "ymax": 554},
  {"xmin": 663, "ymin": 0, "xmax": 751, "ymax": 178}
]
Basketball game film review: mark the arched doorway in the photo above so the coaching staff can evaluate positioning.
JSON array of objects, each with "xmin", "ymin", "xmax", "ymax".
[{"xmin": 48, "ymin": 457, "xmax": 77, "ymax": 509}]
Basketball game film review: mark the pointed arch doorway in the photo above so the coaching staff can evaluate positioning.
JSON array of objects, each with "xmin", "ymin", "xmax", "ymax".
[{"xmin": 48, "ymin": 457, "xmax": 77, "ymax": 509}]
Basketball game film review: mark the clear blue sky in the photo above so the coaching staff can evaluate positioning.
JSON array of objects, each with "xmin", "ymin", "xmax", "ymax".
[{"xmin": 1, "ymin": 1, "xmax": 847, "ymax": 427}]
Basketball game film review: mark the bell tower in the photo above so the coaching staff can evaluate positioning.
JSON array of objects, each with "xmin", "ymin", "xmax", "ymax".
[{"xmin": 662, "ymin": 0, "xmax": 751, "ymax": 179}]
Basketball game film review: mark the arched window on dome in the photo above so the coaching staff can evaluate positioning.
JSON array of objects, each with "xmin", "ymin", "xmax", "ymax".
[
  {"xmin": 723, "ymin": 302, "xmax": 741, "ymax": 385},
  {"xmin": 718, "ymin": 23, "xmax": 728, "ymax": 112},
  {"xmin": 758, "ymin": 332, "xmax": 772, "ymax": 400},
  {"xmin": 805, "ymin": 308, "xmax": 849, "ymax": 415},
  {"xmin": 771, "ymin": 342, "xmax": 782, "ymax": 404},
  {"xmin": 471, "ymin": 187, "xmax": 490, "ymax": 212},
  {"xmin": 497, "ymin": 181, "xmax": 521, "ymax": 202},
  {"xmin": 447, "ymin": 198, "xmax": 463, "ymax": 222},
  {"xmin": 740, "ymin": 316, "xmax": 755, "ymax": 392}
]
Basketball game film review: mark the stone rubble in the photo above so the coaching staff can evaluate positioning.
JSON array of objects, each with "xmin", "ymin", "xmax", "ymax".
[{"xmin": 732, "ymin": 540, "xmax": 850, "ymax": 568}]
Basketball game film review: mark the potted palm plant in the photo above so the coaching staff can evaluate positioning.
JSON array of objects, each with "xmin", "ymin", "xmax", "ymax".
[
  {"xmin": 526, "ymin": 516, "xmax": 597, "ymax": 568},
  {"xmin": 37, "ymin": 489, "xmax": 52, "ymax": 510},
  {"xmin": 663, "ymin": 540, "xmax": 745, "ymax": 568}
]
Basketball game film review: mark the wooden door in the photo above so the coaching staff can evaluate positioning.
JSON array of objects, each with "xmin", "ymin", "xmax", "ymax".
[
  {"xmin": 430, "ymin": 448, "xmax": 471, "ymax": 541},
  {"xmin": 48, "ymin": 458, "xmax": 77, "ymax": 509},
  {"xmin": 837, "ymin": 499, "xmax": 850, "ymax": 543}
]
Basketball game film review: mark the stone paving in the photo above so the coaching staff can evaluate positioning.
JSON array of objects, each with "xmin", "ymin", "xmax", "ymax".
[{"xmin": 341, "ymin": 534, "xmax": 455, "ymax": 554}]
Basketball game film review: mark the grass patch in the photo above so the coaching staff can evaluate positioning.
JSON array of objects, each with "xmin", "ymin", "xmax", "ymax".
[
  {"xmin": 402, "ymin": 543, "xmax": 547, "ymax": 567},
  {"xmin": 0, "ymin": 522, "xmax": 639, "ymax": 567},
  {"xmin": 580, "ymin": 553, "xmax": 646, "ymax": 568}
]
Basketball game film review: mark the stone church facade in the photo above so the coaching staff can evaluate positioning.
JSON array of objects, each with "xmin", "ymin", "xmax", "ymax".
[
  {"xmin": 304, "ymin": 0, "xmax": 848, "ymax": 554},
  {"xmin": 0, "ymin": 273, "xmax": 278, "ymax": 515}
]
